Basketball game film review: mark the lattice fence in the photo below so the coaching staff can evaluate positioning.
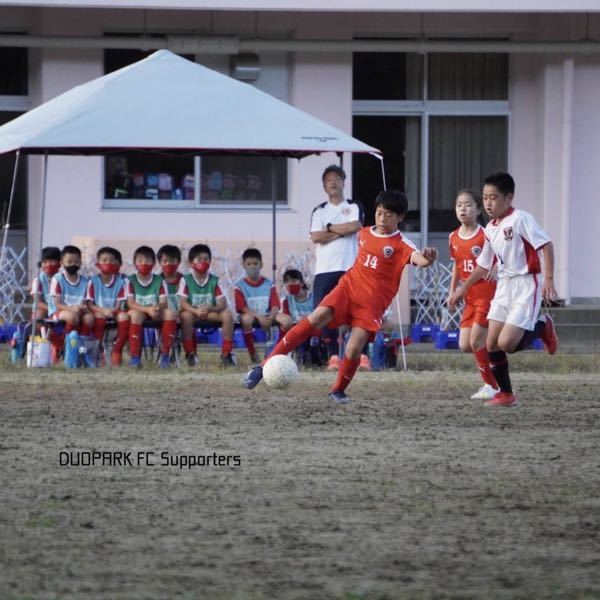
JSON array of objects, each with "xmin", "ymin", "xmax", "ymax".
[
  {"xmin": 0, "ymin": 246, "xmax": 29, "ymax": 324},
  {"xmin": 413, "ymin": 261, "xmax": 461, "ymax": 331}
]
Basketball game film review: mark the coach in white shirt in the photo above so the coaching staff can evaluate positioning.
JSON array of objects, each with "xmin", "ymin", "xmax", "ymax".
[{"xmin": 310, "ymin": 164, "xmax": 364, "ymax": 369}]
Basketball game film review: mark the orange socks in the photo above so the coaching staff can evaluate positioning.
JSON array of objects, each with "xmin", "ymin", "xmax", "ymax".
[{"xmin": 332, "ymin": 357, "xmax": 361, "ymax": 392}]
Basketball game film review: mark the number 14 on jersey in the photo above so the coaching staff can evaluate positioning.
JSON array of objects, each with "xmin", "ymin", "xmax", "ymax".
[{"xmin": 363, "ymin": 254, "xmax": 379, "ymax": 269}]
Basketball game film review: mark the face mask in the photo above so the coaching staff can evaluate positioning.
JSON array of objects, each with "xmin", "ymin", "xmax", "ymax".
[
  {"xmin": 136, "ymin": 264, "xmax": 153, "ymax": 276},
  {"xmin": 97, "ymin": 263, "xmax": 120, "ymax": 276},
  {"xmin": 286, "ymin": 283, "xmax": 301, "ymax": 295},
  {"xmin": 162, "ymin": 264, "xmax": 179, "ymax": 276},
  {"xmin": 245, "ymin": 266, "xmax": 260, "ymax": 279},
  {"xmin": 64, "ymin": 264, "xmax": 80, "ymax": 276},
  {"xmin": 193, "ymin": 261, "xmax": 210, "ymax": 275},
  {"xmin": 42, "ymin": 264, "xmax": 59, "ymax": 277}
]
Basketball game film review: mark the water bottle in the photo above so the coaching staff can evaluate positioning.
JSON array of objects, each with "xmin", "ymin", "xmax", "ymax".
[
  {"xmin": 80, "ymin": 336, "xmax": 98, "ymax": 368},
  {"xmin": 371, "ymin": 331, "xmax": 385, "ymax": 371},
  {"xmin": 9, "ymin": 330, "xmax": 23, "ymax": 364},
  {"xmin": 64, "ymin": 331, "xmax": 80, "ymax": 368}
]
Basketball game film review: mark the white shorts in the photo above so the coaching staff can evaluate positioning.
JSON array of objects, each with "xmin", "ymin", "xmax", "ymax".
[{"xmin": 487, "ymin": 274, "xmax": 542, "ymax": 331}]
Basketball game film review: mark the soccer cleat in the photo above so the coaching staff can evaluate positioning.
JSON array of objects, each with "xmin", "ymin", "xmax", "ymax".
[
  {"xmin": 250, "ymin": 352, "xmax": 261, "ymax": 365},
  {"xmin": 484, "ymin": 391, "xmax": 518, "ymax": 407},
  {"xmin": 110, "ymin": 351, "xmax": 122, "ymax": 367},
  {"xmin": 358, "ymin": 353, "xmax": 371, "ymax": 371},
  {"xmin": 128, "ymin": 356, "xmax": 142, "ymax": 368},
  {"xmin": 329, "ymin": 390, "xmax": 351, "ymax": 404},
  {"xmin": 221, "ymin": 352, "xmax": 237, "ymax": 367},
  {"xmin": 243, "ymin": 365, "xmax": 263, "ymax": 389},
  {"xmin": 470, "ymin": 383, "xmax": 499, "ymax": 401},
  {"xmin": 186, "ymin": 352, "xmax": 199, "ymax": 367},
  {"xmin": 539, "ymin": 314, "xmax": 559, "ymax": 355},
  {"xmin": 326, "ymin": 354, "xmax": 341, "ymax": 371},
  {"xmin": 159, "ymin": 354, "xmax": 170, "ymax": 369}
]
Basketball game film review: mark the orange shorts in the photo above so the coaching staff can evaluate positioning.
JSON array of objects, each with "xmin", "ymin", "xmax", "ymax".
[
  {"xmin": 461, "ymin": 296, "xmax": 492, "ymax": 328},
  {"xmin": 319, "ymin": 284, "xmax": 381, "ymax": 339}
]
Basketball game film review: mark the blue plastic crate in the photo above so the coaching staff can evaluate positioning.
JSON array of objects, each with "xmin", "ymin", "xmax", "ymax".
[
  {"xmin": 0, "ymin": 324, "xmax": 17, "ymax": 343},
  {"xmin": 530, "ymin": 338, "xmax": 544, "ymax": 351},
  {"xmin": 411, "ymin": 323, "xmax": 440, "ymax": 343},
  {"xmin": 434, "ymin": 329, "xmax": 459, "ymax": 350},
  {"xmin": 253, "ymin": 328, "xmax": 267, "ymax": 343}
]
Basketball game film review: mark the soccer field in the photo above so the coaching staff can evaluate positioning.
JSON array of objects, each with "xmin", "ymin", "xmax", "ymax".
[{"xmin": 1, "ymin": 355, "xmax": 599, "ymax": 599}]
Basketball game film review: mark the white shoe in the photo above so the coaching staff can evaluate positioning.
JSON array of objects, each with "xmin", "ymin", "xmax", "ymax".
[{"xmin": 471, "ymin": 384, "xmax": 499, "ymax": 400}]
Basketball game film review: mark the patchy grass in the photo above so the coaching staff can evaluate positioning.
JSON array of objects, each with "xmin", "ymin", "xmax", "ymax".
[{"xmin": 1, "ymin": 355, "xmax": 600, "ymax": 599}]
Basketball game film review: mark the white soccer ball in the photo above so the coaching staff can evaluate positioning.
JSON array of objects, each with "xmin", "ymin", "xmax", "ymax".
[{"xmin": 262, "ymin": 354, "xmax": 298, "ymax": 389}]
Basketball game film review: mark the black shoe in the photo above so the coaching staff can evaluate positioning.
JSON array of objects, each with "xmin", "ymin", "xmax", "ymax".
[
  {"xmin": 328, "ymin": 390, "xmax": 351, "ymax": 404},
  {"xmin": 186, "ymin": 352, "xmax": 199, "ymax": 367},
  {"xmin": 249, "ymin": 352, "xmax": 260, "ymax": 365},
  {"xmin": 243, "ymin": 365, "xmax": 263, "ymax": 389},
  {"xmin": 221, "ymin": 352, "xmax": 237, "ymax": 367}
]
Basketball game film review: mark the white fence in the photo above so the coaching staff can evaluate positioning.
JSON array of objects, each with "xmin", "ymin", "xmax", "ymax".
[
  {"xmin": 0, "ymin": 243, "xmax": 460, "ymax": 330},
  {"xmin": 413, "ymin": 262, "xmax": 461, "ymax": 331},
  {"xmin": 0, "ymin": 246, "xmax": 28, "ymax": 324}
]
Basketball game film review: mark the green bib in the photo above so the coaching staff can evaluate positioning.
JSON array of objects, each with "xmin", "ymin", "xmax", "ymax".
[
  {"xmin": 128, "ymin": 273, "xmax": 164, "ymax": 307},
  {"xmin": 183, "ymin": 273, "xmax": 219, "ymax": 307}
]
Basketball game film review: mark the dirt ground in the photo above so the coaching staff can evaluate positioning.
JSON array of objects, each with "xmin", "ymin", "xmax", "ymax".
[{"xmin": 1, "ymin": 351, "xmax": 599, "ymax": 600}]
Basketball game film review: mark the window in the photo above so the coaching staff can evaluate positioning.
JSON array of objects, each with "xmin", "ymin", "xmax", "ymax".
[
  {"xmin": 353, "ymin": 51, "xmax": 509, "ymax": 241},
  {"xmin": 200, "ymin": 156, "xmax": 286, "ymax": 204},
  {"xmin": 0, "ymin": 47, "xmax": 28, "ymax": 95},
  {"xmin": 103, "ymin": 47, "xmax": 288, "ymax": 208},
  {"xmin": 352, "ymin": 115, "xmax": 420, "ymax": 229},
  {"xmin": 0, "ymin": 45, "xmax": 29, "ymax": 232},
  {"xmin": 428, "ymin": 53, "xmax": 508, "ymax": 100},
  {"xmin": 0, "ymin": 112, "xmax": 28, "ymax": 229},
  {"xmin": 428, "ymin": 116, "xmax": 508, "ymax": 232},
  {"xmin": 353, "ymin": 52, "xmax": 422, "ymax": 100}
]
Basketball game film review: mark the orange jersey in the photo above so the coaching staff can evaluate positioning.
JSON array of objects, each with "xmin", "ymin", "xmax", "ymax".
[
  {"xmin": 337, "ymin": 226, "xmax": 417, "ymax": 317},
  {"xmin": 449, "ymin": 225, "xmax": 496, "ymax": 305}
]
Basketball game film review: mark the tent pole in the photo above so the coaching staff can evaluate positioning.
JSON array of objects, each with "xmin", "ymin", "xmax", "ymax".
[
  {"xmin": 380, "ymin": 157, "xmax": 387, "ymax": 190},
  {"xmin": 271, "ymin": 157, "xmax": 277, "ymax": 284},
  {"xmin": 0, "ymin": 150, "xmax": 21, "ymax": 274},
  {"xmin": 39, "ymin": 153, "xmax": 48, "ymax": 259},
  {"xmin": 29, "ymin": 153, "xmax": 48, "ymax": 359}
]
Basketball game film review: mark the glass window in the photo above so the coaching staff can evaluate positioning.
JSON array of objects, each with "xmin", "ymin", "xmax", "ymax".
[
  {"xmin": 105, "ymin": 153, "xmax": 195, "ymax": 201},
  {"xmin": 353, "ymin": 52, "xmax": 423, "ymax": 100},
  {"xmin": 427, "ymin": 53, "xmax": 508, "ymax": 100},
  {"xmin": 0, "ymin": 112, "xmax": 27, "ymax": 229},
  {"xmin": 428, "ymin": 116, "xmax": 508, "ymax": 232},
  {"xmin": 0, "ymin": 47, "xmax": 28, "ymax": 95},
  {"xmin": 200, "ymin": 156, "xmax": 286, "ymax": 203},
  {"xmin": 352, "ymin": 115, "xmax": 421, "ymax": 230}
]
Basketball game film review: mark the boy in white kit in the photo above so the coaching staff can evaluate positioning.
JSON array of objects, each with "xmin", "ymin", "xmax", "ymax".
[{"xmin": 448, "ymin": 171, "xmax": 559, "ymax": 407}]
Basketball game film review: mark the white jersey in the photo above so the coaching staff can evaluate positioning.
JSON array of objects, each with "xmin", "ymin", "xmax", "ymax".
[
  {"xmin": 477, "ymin": 208, "xmax": 551, "ymax": 278},
  {"xmin": 310, "ymin": 198, "xmax": 363, "ymax": 275}
]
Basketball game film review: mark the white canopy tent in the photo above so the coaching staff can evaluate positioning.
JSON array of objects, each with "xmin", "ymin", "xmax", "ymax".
[
  {"xmin": 0, "ymin": 50, "xmax": 405, "ymax": 366},
  {"xmin": 0, "ymin": 49, "xmax": 381, "ymax": 276}
]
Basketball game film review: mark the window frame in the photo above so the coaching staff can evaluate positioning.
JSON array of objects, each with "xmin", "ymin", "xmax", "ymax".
[{"xmin": 352, "ymin": 52, "xmax": 511, "ymax": 247}]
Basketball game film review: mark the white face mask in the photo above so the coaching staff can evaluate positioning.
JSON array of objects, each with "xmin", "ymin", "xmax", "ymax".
[{"xmin": 245, "ymin": 266, "xmax": 261, "ymax": 279}]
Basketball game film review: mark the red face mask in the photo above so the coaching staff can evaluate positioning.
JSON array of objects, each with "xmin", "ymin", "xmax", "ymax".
[
  {"xmin": 162, "ymin": 264, "xmax": 179, "ymax": 276},
  {"xmin": 136, "ymin": 264, "xmax": 153, "ymax": 276},
  {"xmin": 286, "ymin": 283, "xmax": 302, "ymax": 295},
  {"xmin": 97, "ymin": 263, "xmax": 120, "ymax": 276},
  {"xmin": 193, "ymin": 261, "xmax": 210, "ymax": 274},
  {"xmin": 42, "ymin": 264, "xmax": 59, "ymax": 276}
]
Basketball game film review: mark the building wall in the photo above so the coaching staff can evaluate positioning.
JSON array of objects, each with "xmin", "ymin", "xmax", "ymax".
[{"xmin": 1, "ymin": 7, "xmax": 599, "ymax": 300}]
